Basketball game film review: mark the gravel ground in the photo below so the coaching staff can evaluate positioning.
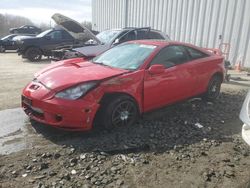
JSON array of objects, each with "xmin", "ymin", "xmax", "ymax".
[{"xmin": 0, "ymin": 53, "xmax": 250, "ymax": 188}]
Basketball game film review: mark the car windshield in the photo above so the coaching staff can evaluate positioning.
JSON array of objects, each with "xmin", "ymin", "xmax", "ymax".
[
  {"xmin": 96, "ymin": 30, "xmax": 121, "ymax": 44},
  {"xmin": 92, "ymin": 43, "xmax": 156, "ymax": 70},
  {"xmin": 36, "ymin": 29, "xmax": 52, "ymax": 37}
]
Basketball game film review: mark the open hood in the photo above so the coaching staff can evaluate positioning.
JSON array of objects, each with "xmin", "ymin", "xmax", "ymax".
[{"xmin": 52, "ymin": 13, "xmax": 101, "ymax": 44}]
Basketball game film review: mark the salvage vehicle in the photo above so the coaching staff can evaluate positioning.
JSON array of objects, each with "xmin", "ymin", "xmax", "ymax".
[
  {"xmin": 17, "ymin": 28, "xmax": 84, "ymax": 62},
  {"xmin": 51, "ymin": 13, "xmax": 170, "ymax": 60},
  {"xmin": 10, "ymin": 25, "xmax": 42, "ymax": 34},
  {"xmin": 0, "ymin": 34, "xmax": 18, "ymax": 52},
  {"xmin": 240, "ymin": 90, "xmax": 250, "ymax": 145},
  {"xmin": 22, "ymin": 40, "xmax": 225, "ymax": 131}
]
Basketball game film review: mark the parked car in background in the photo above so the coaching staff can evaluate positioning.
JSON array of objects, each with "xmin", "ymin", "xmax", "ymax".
[
  {"xmin": 16, "ymin": 28, "xmax": 83, "ymax": 62},
  {"xmin": 240, "ymin": 90, "xmax": 250, "ymax": 145},
  {"xmin": 10, "ymin": 25, "xmax": 42, "ymax": 34},
  {"xmin": 51, "ymin": 13, "xmax": 170, "ymax": 60},
  {"xmin": 22, "ymin": 40, "xmax": 225, "ymax": 131},
  {"xmin": 0, "ymin": 34, "xmax": 18, "ymax": 52}
]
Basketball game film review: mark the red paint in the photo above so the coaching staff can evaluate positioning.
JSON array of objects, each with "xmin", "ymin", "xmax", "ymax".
[{"xmin": 22, "ymin": 40, "xmax": 225, "ymax": 130}]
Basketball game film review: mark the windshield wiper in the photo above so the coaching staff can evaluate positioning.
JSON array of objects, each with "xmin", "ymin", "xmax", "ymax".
[{"xmin": 92, "ymin": 61, "xmax": 111, "ymax": 67}]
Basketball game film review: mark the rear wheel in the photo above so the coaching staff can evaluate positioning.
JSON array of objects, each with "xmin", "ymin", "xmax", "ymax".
[
  {"xmin": 100, "ymin": 95, "xmax": 139, "ymax": 130},
  {"xmin": 25, "ymin": 47, "xmax": 42, "ymax": 62},
  {"xmin": 203, "ymin": 75, "xmax": 222, "ymax": 101}
]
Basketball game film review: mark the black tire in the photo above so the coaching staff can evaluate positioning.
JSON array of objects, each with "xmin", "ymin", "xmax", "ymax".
[
  {"xmin": 203, "ymin": 75, "xmax": 222, "ymax": 101},
  {"xmin": 25, "ymin": 47, "xmax": 42, "ymax": 62},
  {"xmin": 0, "ymin": 45, "xmax": 5, "ymax": 53},
  {"xmin": 100, "ymin": 95, "xmax": 139, "ymax": 130}
]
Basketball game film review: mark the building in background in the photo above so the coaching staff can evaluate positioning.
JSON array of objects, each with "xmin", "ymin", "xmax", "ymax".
[{"xmin": 92, "ymin": 0, "xmax": 250, "ymax": 67}]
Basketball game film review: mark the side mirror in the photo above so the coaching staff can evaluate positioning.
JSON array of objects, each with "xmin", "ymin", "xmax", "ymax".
[
  {"xmin": 148, "ymin": 64, "xmax": 165, "ymax": 74},
  {"xmin": 113, "ymin": 38, "xmax": 120, "ymax": 45},
  {"xmin": 44, "ymin": 35, "xmax": 51, "ymax": 40}
]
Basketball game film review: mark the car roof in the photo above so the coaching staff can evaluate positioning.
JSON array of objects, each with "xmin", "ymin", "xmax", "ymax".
[{"xmin": 127, "ymin": 40, "xmax": 212, "ymax": 55}]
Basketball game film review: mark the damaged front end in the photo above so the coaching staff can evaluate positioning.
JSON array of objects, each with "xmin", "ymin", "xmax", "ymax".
[{"xmin": 239, "ymin": 90, "xmax": 250, "ymax": 145}]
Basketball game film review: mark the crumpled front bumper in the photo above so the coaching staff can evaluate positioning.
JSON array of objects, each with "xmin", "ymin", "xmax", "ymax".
[
  {"xmin": 239, "ymin": 90, "xmax": 250, "ymax": 145},
  {"xmin": 22, "ymin": 82, "xmax": 100, "ymax": 131}
]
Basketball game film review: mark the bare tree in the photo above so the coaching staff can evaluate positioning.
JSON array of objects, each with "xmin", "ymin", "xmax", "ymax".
[{"xmin": 0, "ymin": 14, "xmax": 34, "ymax": 37}]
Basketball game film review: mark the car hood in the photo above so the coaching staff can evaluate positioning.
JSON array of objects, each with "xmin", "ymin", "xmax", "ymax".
[
  {"xmin": 52, "ymin": 13, "xmax": 101, "ymax": 44},
  {"xmin": 35, "ymin": 59, "xmax": 128, "ymax": 91},
  {"xmin": 73, "ymin": 44, "xmax": 110, "ymax": 57},
  {"xmin": 14, "ymin": 35, "xmax": 35, "ymax": 41}
]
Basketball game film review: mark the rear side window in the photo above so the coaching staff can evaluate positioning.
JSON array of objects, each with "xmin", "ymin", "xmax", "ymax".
[
  {"xmin": 185, "ymin": 47, "xmax": 208, "ymax": 60},
  {"xmin": 147, "ymin": 31, "xmax": 164, "ymax": 39},
  {"xmin": 47, "ymin": 31, "xmax": 62, "ymax": 40},
  {"xmin": 136, "ymin": 30, "xmax": 147, "ymax": 40},
  {"xmin": 150, "ymin": 45, "xmax": 189, "ymax": 68}
]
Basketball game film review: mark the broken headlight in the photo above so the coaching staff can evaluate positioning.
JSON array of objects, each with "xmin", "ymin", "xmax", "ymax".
[{"xmin": 55, "ymin": 81, "xmax": 98, "ymax": 100}]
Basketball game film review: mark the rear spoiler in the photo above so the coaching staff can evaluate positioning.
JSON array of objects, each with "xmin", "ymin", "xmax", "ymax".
[{"xmin": 204, "ymin": 48, "xmax": 222, "ymax": 56}]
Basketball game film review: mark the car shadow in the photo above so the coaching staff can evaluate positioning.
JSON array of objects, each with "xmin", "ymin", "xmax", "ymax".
[
  {"xmin": 30, "ymin": 90, "xmax": 245, "ymax": 155},
  {"xmin": 22, "ymin": 58, "xmax": 51, "ymax": 64}
]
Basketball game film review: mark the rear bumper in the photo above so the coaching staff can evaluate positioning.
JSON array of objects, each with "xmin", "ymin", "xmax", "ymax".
[{"xmin": 239, "ymin": 90, "xmax": 250, "ymax": 145}]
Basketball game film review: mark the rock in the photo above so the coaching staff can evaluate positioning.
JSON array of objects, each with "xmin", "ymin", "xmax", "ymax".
[
  {"xmin": 48, "ymin": 171, "xmax": 57, "ymax": 176},
  {"xmin": 69, "ymin": 158, "xmax": 78, "ymax": 165},
  {"xmin": 39, "ymin": 163, "xmax": 49, "ymax": 170},
  {"xmin": 28, "ymin": 179, "xmax": 35, "ymax": 183},
  {"xmin": 116, "ymin": 179, "xmax": 124, "ymax": 186},
  {"xmin": 63, "ymin": 173, "xmax": 71, "ymax": 181},
  {"xmin": 54, "ymin": 153, "xmax": 61, "ymax": 159},
  {"xmin": 85, "ymin": 174, "xmax": 92, "ymax": 180},
  {"xmin": 34, "ymin": 175, "xmax": 46, "ymax": 180},
  {"xmin": 101, "ymin": 178, "xmax": 109, "ymax": 184},
  {"xmin": 195, "ymin": 122, "xmax": 203, "ymax": 128},
  {"xmin": 26, "ymin": 165, "xmax": 32, "ymax": 170},
  {"xmin": 80, "ymin": 154, "xmax": 87, "ymax": 160},
  {"xmin": 90, "ymin": 177, "xmax": 97, "ymax": 184},
  {"xmin": 110, "ymin": 167, "xmax": 117, "ymax": 174},
  {"xmin": 71, "ymin": 170, "xmax": 77, "ymax": 175},
  {"xmin": 22, "ymin": 173, "xmax": 28, "ymax": 178},
  {"xmin": 225, "ymin": 169, "xmax": 235, "ymax": 178},
  {"xmin": 70, "ymin": 148, "xmax": 75, "ymax": 154}
]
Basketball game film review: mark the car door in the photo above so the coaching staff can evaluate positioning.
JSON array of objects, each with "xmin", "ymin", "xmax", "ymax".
[
  {"xmin": 143, "ymin": 45, "xmax": 197, "ymax": 112},
  {"xmin": 42, "ymin": 30, "xmax": 73, "ymax": 52},
  {"xmin": 184, "ymin": 46, "xmax": 211, "ymax": 95}
]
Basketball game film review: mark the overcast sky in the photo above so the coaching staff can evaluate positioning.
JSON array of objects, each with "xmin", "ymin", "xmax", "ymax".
[{"xmin": 0, "ymin": 0, "xmax": 92, "ymax": 24}]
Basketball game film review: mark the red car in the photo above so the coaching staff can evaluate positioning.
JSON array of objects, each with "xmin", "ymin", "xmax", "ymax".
[{"xmin": 22, "ymin": 40, "xmax": 225, "ymax": 131}]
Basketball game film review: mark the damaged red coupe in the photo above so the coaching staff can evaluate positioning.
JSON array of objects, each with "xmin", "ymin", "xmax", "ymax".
[{"xmin": 22, "ymin": 40, "xmax": 225, "ymax": 130}]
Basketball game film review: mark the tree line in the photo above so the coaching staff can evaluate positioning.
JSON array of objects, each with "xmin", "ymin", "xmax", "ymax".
[{"xmin": 0, "ymin": 13, "xmax": 93, "ymax": 38}]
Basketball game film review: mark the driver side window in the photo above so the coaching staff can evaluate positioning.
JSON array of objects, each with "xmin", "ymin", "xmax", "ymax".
[
  {"xmin": 150, "ymin": 45, "xmax": 189, "ymax": 68},
  {"xmin": 47, "ymin": 31, "xmax": 62, "ymax": 40}
]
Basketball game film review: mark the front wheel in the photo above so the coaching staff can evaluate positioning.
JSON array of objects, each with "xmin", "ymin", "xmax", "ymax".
[
  {"xmin": 25, "ymin": 47, "xmax": 42, "ymax": 62},
  {"xmin": 100, "ymin": 95, "xmax": 139, "ymax": 130},
  {"xmin": 203, "ymin": 75, "xmax": 222, "ymax": 101}
]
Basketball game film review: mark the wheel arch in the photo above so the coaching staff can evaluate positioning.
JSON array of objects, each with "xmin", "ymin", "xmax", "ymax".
[
  {"xmin": 99, "ymin": 92, "xmax": 142, "ymax": 114},
  {"xmin": 211, "ymin": 71, "xmax": 224, "ymax": 83},
  {"xmin": 24, "ymin": 46, "xmax": 43, "ymax": 54}
]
